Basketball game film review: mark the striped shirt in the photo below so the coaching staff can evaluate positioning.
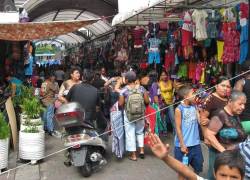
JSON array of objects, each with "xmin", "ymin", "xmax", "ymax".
[{"xmin": 238, "ymin": 138, "xmax": 250, "ymax": 178}]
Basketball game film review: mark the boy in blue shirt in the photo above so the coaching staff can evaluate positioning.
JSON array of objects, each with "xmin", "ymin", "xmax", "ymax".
[{"xmin": 174, "ymin": 85, "xmax": 203, "ymax": 180}]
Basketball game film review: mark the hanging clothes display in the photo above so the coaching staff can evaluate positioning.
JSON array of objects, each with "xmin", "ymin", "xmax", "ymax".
[
  {"xmin": 181, "ymin": 11, "xmax": 193, "ymax": 59},
  {"xmin": 207, "ymin": 10, "xmax": 221, "ymax": 39},
  {"xmin": 222, "ymin": 22, "xmax": 240, "ymax": 64},
  {"xmin": 216, "ymin": 40, "xmax": 224, "ymax": 62},
  {"xmin": 132, "ymin": 26, "xmax": 145, "ymax": 48},
  {"xmin": 164, "ymin": 48, "xmax": 175, "ymax": 71},
  {"xmin": 148, "ymin": 37, "xmax": 161, "ymax": 64},
  {"xmin": 238, "ymin": 2, "xmax": 249, "ymax": 64},
  {"xmin": 177, "ymin": 62, "xmax": 188, "ymax": 79},
  {"xmin": 74, "ymin": 2, "xmax": 249, "ymax": 91},
  {"xmin": 192, "ymin": 9, "xmax": 208, "ymax": 41}
]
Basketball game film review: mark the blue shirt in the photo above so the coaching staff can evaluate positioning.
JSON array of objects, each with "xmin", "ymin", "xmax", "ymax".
[
  {"xmin": 148, "ymin": 38, "xmax": 161, "ymax": 49},
  {"xmin": 238, "ymin": 138, "xmax": 250, "ymax": 178},
  {"xmin": 174, "ymin": 104, "xmax": 200, "ymax": 147},
  {"xmin": 10, "ymin": 77, "xmax": 22, "ymax": 95},
  {"xmin": 24, "ymin": 55, "xmax": 33, "ymax": 76}
]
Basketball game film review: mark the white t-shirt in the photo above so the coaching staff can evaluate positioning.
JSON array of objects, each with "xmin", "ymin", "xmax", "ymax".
[{"xmin": 192, "ymin": 10, "xmax": 208, "ymax": 41}]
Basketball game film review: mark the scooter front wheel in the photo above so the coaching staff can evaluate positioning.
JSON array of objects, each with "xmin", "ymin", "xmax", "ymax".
[{"xmin": 79, "ymin": 162, "xmax": 92, "ymax": 177}]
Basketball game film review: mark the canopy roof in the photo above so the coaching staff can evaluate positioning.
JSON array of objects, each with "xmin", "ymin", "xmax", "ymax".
[
  {"xmin": 14, "ymin": 0, "xmax": 118, "ymax": 44},
  {"xmin": 112, "ymin": 0, "xmax": 244, "ymax": 26}
]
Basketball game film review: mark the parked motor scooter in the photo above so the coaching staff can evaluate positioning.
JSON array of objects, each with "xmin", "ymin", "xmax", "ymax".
[{"xmin": 55, "ymin": 102, "xmax": 108, "ymax": 177}]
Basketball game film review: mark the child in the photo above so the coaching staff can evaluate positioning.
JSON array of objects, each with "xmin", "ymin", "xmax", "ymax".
[
  {"xmin": 174, "ymin": 85, "xmax": 203, "ymax": 180},
  {"xmin": 148, "ymin": 133, "xmax": 245, "ymax": 180}
]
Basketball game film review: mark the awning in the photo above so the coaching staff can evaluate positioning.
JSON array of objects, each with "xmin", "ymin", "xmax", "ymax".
[
  {"xmin": 0, "ymin": 19, "xmax": 99, "ymax": 41},
  {"xmin": 112, "ymin": 0, "xmax": 242, "ymax": 26},
  {"xmin": 112, "ymin": 0, "xmax": 184, "ymax": 26}
]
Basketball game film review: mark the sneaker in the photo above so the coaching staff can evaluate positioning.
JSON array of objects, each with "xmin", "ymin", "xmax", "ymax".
[{"xmin": 51, "ymin": 130, "xmax": 62, "ymax": 138}]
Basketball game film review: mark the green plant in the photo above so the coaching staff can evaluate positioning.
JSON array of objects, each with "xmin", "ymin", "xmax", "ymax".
[
  {"xmin": 13, "ymin": 85, "xmax": 34, "ymax": 107},
  {"xmin": 22, "ymin": 126, "xmax": 39, "ymax": 133},
  {"xmin": 0, "ymin": 112, "xmax": 10, "ymax": 139},
  {"xmin": 22, "ymin": 120, "xmax": 43, "ymax": 126},
  {"xmin": 20, "ymin": 97, "xmax": 45, "ymax": 119}
]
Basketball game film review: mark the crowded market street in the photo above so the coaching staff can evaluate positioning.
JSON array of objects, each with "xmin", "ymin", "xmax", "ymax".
[{"xmin": 1, "ymin": 134, "xmax": 209, "ymax": 180}]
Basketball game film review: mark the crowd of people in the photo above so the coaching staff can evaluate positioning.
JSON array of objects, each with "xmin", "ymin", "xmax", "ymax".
[{"xmin": 1, "ymin": 59, "xmax": 250, "ymax": 180}]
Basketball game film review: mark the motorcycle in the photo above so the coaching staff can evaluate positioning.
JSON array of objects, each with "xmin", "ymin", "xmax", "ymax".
[{"xmin": 55, "ymin": 102, "xmax": 108, "ymax": 177}]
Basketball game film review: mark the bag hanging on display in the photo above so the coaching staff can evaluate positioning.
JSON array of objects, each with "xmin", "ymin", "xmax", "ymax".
[{"xmin": 159, "ymin": 21, "xmax": 168, "ymax": 30}]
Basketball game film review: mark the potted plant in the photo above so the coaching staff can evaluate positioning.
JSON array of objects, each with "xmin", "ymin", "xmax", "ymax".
[
  {"xmin": 19, "ymin": 126, "xmax": 45, "ymax": 164},
  {"xmin": 20, "ymin": 120, "xmax": 43, "ymax": 132},
  {"xmin": 13, "ymin": 86, "xmax": 34, "ymax": 124},
  {"xmin": 0, "ymin": 112, "xmax": 10, "ymax": 171},
  {"xmin": 20, "ymin": 97, "xmax": 45, "ymax": 123},
  {"xmin": 19, "ymin": 97, "xmax": 45, "ymax": 164},
  {"xmin": 12, "ymin": 85, "xmax": 34, "ymax": 107}
]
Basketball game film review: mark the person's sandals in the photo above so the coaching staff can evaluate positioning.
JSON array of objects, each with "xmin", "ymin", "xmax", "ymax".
[
  {"xmin": 128, "ymin": 155, "xmax": 137, "ymax": 161},
  {"xmin": 139, "ymin": 153, "xmax": 145, "ymax": 159}
]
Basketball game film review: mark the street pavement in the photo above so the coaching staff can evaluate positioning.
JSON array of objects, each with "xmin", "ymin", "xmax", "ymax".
[{"xmin": 1, "ymin": 133, "xmax": 209, "ymax": 180}]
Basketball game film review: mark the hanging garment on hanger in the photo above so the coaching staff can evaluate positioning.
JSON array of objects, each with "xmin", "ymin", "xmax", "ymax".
[
  {"xmin": 195, "ymin": 63, "xmax": 203, "ymax": 82},
  {"xmin": 222, "ymin": 22, "xmax": 240, "ymax": 64},
  {"xmin": 148, "ymin": 22, "xmax": 160, "ymax": 36},
  {"xmin": 239, "ymin": 19, "xmax": 248, "ymax": 64},
  {"xmin": 207, "ymin": 10, "xmax": 221, "ymax": 38},
  {"xmin": 192, "ymin": 9, "xmax": 208, "ymax": 41},
  {"xmin": 116, "ymin": 48, "xmax": 128, "ymax": 62},
  {"xmin": 177, "ymin": 62, "xmax": 188, "ymax": 79},
  {"xmin": 200, "ymin": 63, "xmax": 206, "ymax": 85},
  {"xmin": 148, "ymin": 37, "xmax": 161, "ymax": 64},
  {"xmin": 164, "ymin": 49, "xmax": 175, "ymax": 71},
  {"xmin": 182, "ymin": 11, "xmax": 193, "ymax": 59},
  {"xmin": 217, "ymin": 40, "xmax": 224, "ymax": 62},
  {"xmin": 205, "ymin": 38, "xmax": 217, "ymax": 59},
  {"xmin": 181, "ymin": 11, "xmax": 193, "ymax": 46},
  {"xmin": 188, "ymin": 61, "xmax": 196, "ymax": 81},
  {"xmin": 239, "ymin": 2, "xmax": 249, "ymax": 19},
  {"xmin": 132, "ymin": 26, "xmax": 145, "ymax": 48},
  {"xmin": 238, "ymin": 2, "xmax": 249, "ymax": 64}
]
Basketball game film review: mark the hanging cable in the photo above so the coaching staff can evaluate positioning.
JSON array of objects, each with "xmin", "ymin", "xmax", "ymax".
[{"xmin": 1, "ymin": 68, "xmax": 250, "ymax": 177}]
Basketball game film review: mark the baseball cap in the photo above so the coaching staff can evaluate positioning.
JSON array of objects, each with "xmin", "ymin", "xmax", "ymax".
[{"xmin": 125, "ymin": 71, "xmax": 137, "ymax": 82}]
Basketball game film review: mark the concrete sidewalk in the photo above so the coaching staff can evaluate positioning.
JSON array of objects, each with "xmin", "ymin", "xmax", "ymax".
[{"xmin": 1, "ymin": 133, "xmax": 209, "ymax": 180}]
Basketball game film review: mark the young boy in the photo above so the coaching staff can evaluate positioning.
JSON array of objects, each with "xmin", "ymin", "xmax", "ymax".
[
  {"xmin": 174, "ymin": 85, "xmax": 203, "ymax": 180},
  {"xmin": 148, "ymin": 133, "xmax": 245, "ymax": 180}
]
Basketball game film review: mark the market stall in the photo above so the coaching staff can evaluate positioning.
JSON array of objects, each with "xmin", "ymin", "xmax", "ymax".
[{"xmin": 110, "ymin": 0, "xmax": 249, "ymax": 87}]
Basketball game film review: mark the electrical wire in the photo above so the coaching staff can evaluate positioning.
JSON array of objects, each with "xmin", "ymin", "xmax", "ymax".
[{"xmin": 1, "ymin": 68, "xmax": 250, "ymax": 177}]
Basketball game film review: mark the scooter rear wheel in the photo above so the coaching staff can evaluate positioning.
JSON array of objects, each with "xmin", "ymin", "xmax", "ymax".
[{"xmin": 79, "ymin": 162, "xmax": 92, "ymax": 177}]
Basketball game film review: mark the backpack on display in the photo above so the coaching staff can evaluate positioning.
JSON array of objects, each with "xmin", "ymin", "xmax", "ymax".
[{"xmin": 125, "ymin": 86, "xmax": 145, "ymax": 121}]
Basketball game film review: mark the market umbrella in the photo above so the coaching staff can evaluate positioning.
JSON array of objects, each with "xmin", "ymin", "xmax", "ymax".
[{"xmin": 0, "ymin": 19, "xmax": 99, "ymax": 41}]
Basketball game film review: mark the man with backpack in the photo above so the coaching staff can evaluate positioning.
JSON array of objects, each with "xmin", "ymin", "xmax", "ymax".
[{"xmin": 119, "ymin": 71, "xmax": 149, "ymax": 161}]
